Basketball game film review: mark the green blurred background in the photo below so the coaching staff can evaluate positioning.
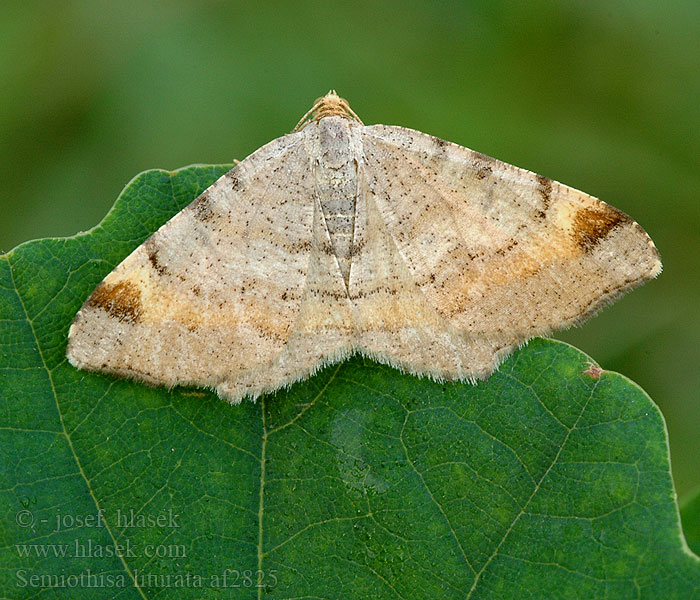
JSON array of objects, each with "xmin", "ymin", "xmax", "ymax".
[{"xmin": 1, "ymin": 1, "xmax": 697, "ymax": 496}]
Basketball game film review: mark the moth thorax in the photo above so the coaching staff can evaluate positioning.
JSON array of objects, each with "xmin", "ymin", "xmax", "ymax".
[{"xmin": 315, "ymin": 119, "xmax": 359, "ymax": 287}]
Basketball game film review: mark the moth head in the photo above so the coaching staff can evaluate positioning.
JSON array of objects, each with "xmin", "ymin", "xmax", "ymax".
[{"xmin": 293, "ymin": 90, "xmax": 363, "ymax": 132}]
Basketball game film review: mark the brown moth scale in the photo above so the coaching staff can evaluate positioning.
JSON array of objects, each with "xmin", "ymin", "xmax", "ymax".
[
  {"xmin": 86, "ymin": 281, "xmax": 143, "ymax": 324},
  {"xmin": 572, "ymin": 205, "xmax": 632, "ymax": 252}
]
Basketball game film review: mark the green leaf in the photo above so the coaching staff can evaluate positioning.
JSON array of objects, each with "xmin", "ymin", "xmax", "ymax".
[
  {"xmin": 682, "ymin": 487, "xmax": 700, "ymax": 557},
  {"xmin": 1, "ymin": 165, "xmax": 698, "ymax": 599}
]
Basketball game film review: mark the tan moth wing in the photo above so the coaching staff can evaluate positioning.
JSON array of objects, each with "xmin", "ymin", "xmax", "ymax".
[
  {"xmin": 67, "ymin": 92, "xmax": 663, "ymax": 401},
  {"xmin": 348, "ymin": 165, "xmax": 514, "ymax": 381},
  {"xmin": 67, "ymin": 134, "xmax": 353, "ymax": 402},
  {"xmin": 353, "ymin": 124, "xmax": 661, "ymax": 379}
]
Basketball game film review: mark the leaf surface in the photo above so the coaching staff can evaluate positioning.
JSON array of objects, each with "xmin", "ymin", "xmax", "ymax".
[
  {"xmin": 1, "ymin": 165, "xmax": 698, "ymax": 598},
  {"xmin": 682, "ymin": 488, "xmax": 700, "ymax": 558}
]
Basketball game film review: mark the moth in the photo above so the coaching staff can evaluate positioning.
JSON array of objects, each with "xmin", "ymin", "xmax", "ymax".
[{"xmin": 67, "ymin": 91, "xmax": 661, "ymax": 403}]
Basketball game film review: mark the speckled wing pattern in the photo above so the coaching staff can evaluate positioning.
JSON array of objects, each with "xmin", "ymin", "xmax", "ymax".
[
  {"xmin": 67, "ymin": 132, "xmax": 354, "ymax": 401},
  {"xmin": 353, "ymin": 124, "xmax": 661, "ymax": 379},
  {"xmin": 67, "ymin": 92, "xmax": 661, "ymax": 403}
]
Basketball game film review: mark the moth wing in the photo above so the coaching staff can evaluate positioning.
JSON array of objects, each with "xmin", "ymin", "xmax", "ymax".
[
  {"xmin": 348, "ymin": 170, "xmax": 518, "ymax": 381},
  {"xmin": 67, "ymin": 133, "xmax": 353, "ymax": 403},
  {"xmin": 352, "ymin": 124, "xmax": 661, "ymax": 378}
]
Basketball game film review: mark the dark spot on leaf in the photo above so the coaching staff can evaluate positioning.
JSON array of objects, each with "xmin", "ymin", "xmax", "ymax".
[
  {"xmin": 87, "ymin": 281, "xmax": 143, "ymax": 323},
  {"xmin": 583, "ymin": 362, "xmax": 605, "ymax": 379}
]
